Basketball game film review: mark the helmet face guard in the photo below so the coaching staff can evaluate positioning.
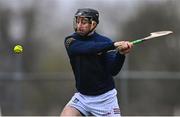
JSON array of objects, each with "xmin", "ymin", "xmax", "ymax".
[
  {"xmin": 73, "ymin": 16, "xmax": 91, "ymax": 31},
  {"xmin": 73, "ymin": 8, "xmax": 99, "ymax": 36}
]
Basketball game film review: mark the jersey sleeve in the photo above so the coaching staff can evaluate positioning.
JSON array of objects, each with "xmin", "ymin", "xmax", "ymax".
[
  {"xmin": 105, "ymin": 50, "xmax": 125, "ymax": 76},
  {"xmin": 64, "ymin": 37, "xmax": 115, "ymax": 56}
]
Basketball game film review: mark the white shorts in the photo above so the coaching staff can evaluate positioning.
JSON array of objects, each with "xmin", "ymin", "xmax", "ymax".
[{"xmin": 66, "ymin": 89, "xmax": 121, "ymax": 116}]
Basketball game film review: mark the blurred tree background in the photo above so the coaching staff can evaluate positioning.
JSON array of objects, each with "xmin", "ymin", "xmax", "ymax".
[{"xmin": 0, "ymin": 0, "xmax": 180, "ymax": 116}]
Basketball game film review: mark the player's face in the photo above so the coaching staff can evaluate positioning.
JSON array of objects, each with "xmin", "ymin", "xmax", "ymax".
[{"xmin": 76, "ymin": 17, "xmax": 92, "ymax": 36}]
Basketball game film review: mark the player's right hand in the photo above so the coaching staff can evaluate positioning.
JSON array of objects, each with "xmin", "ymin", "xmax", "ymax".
[{"xmin": 114, "ymin": 41, "xmax": 133, "ymax": 54}]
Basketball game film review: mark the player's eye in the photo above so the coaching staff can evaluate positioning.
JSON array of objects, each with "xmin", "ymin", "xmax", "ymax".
[
  {"xmin": 82, "ymin": 18, "xmax": 90, "ymax": 24},
  {"xmin": 76, "ymin": 18, "xmax": 91, "ymax": 24}
]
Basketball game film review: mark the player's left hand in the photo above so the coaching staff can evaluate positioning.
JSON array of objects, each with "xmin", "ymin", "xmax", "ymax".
[{"xmin": 115, "ymin": 41, "xmax": 133, "ymax": 54}]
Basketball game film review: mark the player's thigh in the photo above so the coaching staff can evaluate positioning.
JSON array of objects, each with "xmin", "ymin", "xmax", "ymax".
[{"xmin": 60, "ymin": 106, "xmax": 82, "ymax": 116}]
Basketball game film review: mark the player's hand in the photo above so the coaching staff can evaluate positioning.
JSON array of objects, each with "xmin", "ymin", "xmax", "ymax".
[{"xmin": 114, "ymin": 41, "xmax": 133, "ymax": 54}]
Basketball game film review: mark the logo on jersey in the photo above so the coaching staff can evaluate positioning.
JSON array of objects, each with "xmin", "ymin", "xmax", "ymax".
[
  {"xmin": 113, "ymin": 108, "xmax": 121, "ymax": 114},
  {"xmin": 72, "ymin": 98, "xmax": 79, "ymax": 104},
  {"xmin": 65, "ymin": 37, "xmax": 75, "ymax": 48}
]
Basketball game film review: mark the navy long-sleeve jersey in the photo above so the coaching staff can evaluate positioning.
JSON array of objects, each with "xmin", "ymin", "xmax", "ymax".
[{"xmin": 64, "ymin": 32, "xmax": 125, "ymax": 95}]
